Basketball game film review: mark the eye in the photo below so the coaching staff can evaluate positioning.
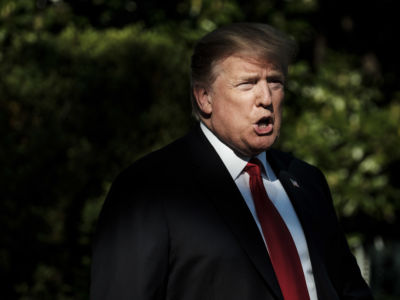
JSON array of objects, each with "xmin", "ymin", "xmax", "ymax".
[
  {"xmin": 241, "ymin": 79, "xmax": 257, "ymax": 85},
  {"xmin": 237, "ymin": 79, "xmax": 258, "ymax": 89},
  {"xmin": 267, "ymin": 77, "xmax": 285, "ymax": 89}
]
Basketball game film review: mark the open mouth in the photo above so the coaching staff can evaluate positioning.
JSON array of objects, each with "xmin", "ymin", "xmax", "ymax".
[
  {"xmin": 254, "ymin": 116, "xmax": 274, "ymax": 135},
  {"xmin": 257, "ymin": 116, "xmax": 273, "ymax": 128}
]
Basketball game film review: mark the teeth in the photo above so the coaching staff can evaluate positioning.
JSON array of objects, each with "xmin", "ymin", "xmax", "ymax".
[{"xmin": 259, "ymin": 124, "xmax": 267, "ymax": 128}]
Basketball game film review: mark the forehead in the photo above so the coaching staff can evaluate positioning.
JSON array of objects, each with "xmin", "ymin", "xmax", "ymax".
[{"xmin": 214, "ymin": 54, "xmax": 283, "ymax": 78}]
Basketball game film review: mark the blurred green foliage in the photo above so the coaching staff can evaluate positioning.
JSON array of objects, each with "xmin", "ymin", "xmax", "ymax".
[
  {"xmin": 282, "ymin": 53, "xmax": 400, "ymax": 221},
  {"xmin": 1, "ymin": 0, "xmax": 399, "ymax": 299}
]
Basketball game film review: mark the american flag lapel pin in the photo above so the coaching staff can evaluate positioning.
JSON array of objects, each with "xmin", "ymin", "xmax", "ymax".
[{"xmin": 290, "ymin": 178, "xmax": 300, "ymax": 188}]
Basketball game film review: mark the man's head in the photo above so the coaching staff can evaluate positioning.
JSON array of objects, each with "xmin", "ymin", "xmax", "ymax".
[{"xmin": 191, "ymin": 23, "xmax": 296, "ymax": 157}]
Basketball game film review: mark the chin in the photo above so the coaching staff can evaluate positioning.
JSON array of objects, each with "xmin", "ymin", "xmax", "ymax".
[
  {"xmin": 235, "ymin": 135, "xmax": 278, "ymax": 157},
  {"xmin": 256, "ymin": 136, "xmax": 277, "ymax": 149},
  {"xmin": 245, "ymin": 143, "xmax": 273, "ymax": 157}
]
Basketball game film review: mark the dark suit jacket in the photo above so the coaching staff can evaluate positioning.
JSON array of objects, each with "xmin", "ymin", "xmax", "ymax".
[{"xmin": 90, "ymin": 125, "xmax": 373, "ymax": 300}]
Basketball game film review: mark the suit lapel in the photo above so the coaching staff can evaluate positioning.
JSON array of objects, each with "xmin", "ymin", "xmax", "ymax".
[
  {"xmin": 186, "ymin": 127, "xmax": 283, "ymax": 300},
  {"xmin": 268, "ymin": 150, "xmax": 339, "ymax": 299},
  {"xmin": 278, "ymin": 171, "xmax": 314, "ymax": 226},
  {"xmin": 266, "ymin": 149, "xmax": 318, "ymax": 250}
]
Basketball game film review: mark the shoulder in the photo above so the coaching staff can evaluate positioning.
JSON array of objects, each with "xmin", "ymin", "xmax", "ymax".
[
  {"xmin": 97, "ymin": 126, "xmax": 210, "ymax": 230},
  {"xmin": 110, "ymin": 126, "xmax": 210, "ymax": 199},
  {"xmin": 118, "ymin": 132, "xmax": 195, "ymax": 183},
  {"xmin": 97, "ymin": 134, "xmax": 192, "ymax": 226}
]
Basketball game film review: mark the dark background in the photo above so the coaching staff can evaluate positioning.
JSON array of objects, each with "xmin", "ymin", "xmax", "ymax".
[{"xmin": 1, "ymin": 0, "xmax": 399, "ymax": 299}]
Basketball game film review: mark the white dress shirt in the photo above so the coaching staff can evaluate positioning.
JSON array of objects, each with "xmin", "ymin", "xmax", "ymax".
[{"xmin": 200, "ymin": 123, "xmax": 318, "ymax": 300}]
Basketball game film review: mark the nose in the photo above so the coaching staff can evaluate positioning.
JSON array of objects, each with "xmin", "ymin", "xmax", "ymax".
[{"xmin": 256, "ymin": 81, "xmax": 272, "ymax": 108}]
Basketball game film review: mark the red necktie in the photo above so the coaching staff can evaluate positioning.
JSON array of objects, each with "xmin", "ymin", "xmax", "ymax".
[{"xmin": 244, "ymin": 158, "xmax": 310, "ymax": 300}]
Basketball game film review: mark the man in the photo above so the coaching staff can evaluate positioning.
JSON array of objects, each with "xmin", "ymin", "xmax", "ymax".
[{"xmin": 91, "ymin": 23, "xmax": 373, "ymax": 299}]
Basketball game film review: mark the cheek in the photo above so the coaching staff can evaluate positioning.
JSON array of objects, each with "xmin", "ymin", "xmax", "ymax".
[
  {"xmin": 273, "ymin": 99, "xmax": 284, "ymax": 126},
  {"xmin": 217, "ymin": 96, "xmax": 250, "ymax": 119},
  {"xmin": 276, "ymin": 104, "xmax": 283, "ymax": 118},
  {"xmin": 274, "ymin": 96, "xmax": 284, "ymax": 114}
]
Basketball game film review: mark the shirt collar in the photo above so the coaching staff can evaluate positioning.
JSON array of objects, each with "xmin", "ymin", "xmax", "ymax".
[{"xmin": 200, "ymin": 123, "xmax": 277, "ymax": 181}]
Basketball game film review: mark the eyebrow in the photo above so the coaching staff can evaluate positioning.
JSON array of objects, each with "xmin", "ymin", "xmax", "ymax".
[
  {"xmin": 268, "ymin": 73, "xmax": 285, "ymax": 80},
  {"xmin": 237, "ymin": 74, "xmax": 260, "ymax": 81}
]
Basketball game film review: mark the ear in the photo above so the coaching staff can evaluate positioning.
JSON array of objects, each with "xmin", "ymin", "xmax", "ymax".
[{"xmin": 193, "ymin": 85, "xmax": 213, "ymax": 115}]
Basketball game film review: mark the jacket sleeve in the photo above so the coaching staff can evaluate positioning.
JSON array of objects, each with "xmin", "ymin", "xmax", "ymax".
[{"xmin": 90, "ymin": 169, "xmax": 169, "ymax": 300}]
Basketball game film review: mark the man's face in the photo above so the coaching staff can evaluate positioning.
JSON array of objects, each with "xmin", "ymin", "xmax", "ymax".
[{"xmin": 197, "ymin": 55, "xmax": 285, "ymax": 157}]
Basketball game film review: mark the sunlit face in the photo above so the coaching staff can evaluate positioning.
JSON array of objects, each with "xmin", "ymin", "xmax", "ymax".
[{"xmin": 195, "ymin": 55, "xmax": 285, "ymax": 157}]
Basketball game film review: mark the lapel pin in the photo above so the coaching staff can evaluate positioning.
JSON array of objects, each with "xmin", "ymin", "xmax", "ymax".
[{"xmin": 290, "ymin": 178, "xmax": 300, "ymax": 188}]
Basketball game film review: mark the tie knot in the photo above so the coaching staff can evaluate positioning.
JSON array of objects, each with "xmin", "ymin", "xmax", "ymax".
[{"xmin": 244, "ymin": 158, "xmax": 264, "ymax": 177}]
